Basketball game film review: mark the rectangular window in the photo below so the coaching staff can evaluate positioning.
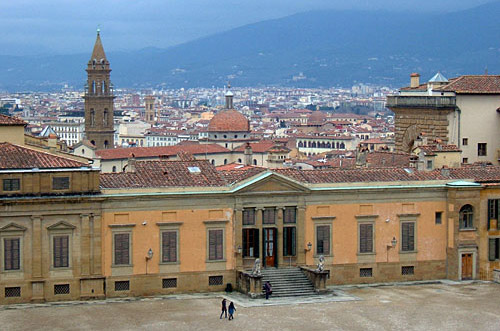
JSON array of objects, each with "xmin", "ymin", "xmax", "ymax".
[
  {"xmin": 114, "ymin": 280, "xmax": 130, "ymax": 291},
  {"xmin": 359, "ymin": 223, "xmax": 373, "ymax": 253},
  {"xmin": 284, "ymin": 207, "xmax": 297, "ymax": 224},
  {"xmin": 426, "ymin": 160, "xmax": 433, "ymax": 170},
  {"xmin": 488, "ymin": 199, "xmax": 500, "ymax": 230},
  {"xmin": 489, "ymin": 238, "xmax": 500, "ymax": 261},
  {"xmin": 52, "ymin": 177, "xmax": 70, "ymax": 190},
  {"xmin": 208, "ymin": 275, "xmax": 223, "ymax": 286},
  {"xmin": 161, "ymin": 231, "xmax": 177, "ymax": 263},
  {"xmin": 54, "ymin": 284, "xmax": 70, "ymax": 295},
  {"xmin": 402, "ymin": 266, "xmax": 415, "ymax": 275},
  {"xmin": 242, "ymin": 228, "xmax": 259, "ymax": 258},
  {"xmin": 208, "ymin": 229, "xmax": 223, "ymax": 260},
  {"xmin": 435, "ymin": 212, "xmax": 442, "ymax": 225},
  {"xmin": 243, "ymin": 208, "xmax": 255, "ymax": 226},
  {"xmin": 360, "ymin": 268, "xmax": 372, "ymax": 277},
  {"xmin": 263, "ymin": 208, "xmax": 275, "ymax": 224},
  {"xmin": 4, "ymin": 238, "xmax": 20, "ymax": 270},
  {"xmin": 53, "ymin": 235, "xmax": 69, "ymax": 268},
  {"xmin": 3, "ymin": 178, "xmax": 20, "ymax": 191},
  {"xmin": 462, "ymin": 138, "xmax": 468, "ymax": 146},
  {"xmin": 162, "ymin": 278, "xmax": 177, "ymax": 288},
  {"xmin": 283, "ymin": 226, "xmax": 296, "ymax": 256},
  {"xmin": 401, "ymin": 222, "xmax": 415, "ymax": 252},
  {"xmin": 462, "ymin": 158, "xmax": 468, "ymax": 164},
  {"xmin": 114, "ymin": 233, "xmax": 130, "ymax": 265},
  {"xmin": 478, "ymin": 143, "xmax": 487, "ymax": 156},
  {"xmin": 316, "ymin": 225, "xmax": 330, "ymax": 255},
  {"xmin": 4, "ymin": 287, "xmax": 21, "ymax": 297}
]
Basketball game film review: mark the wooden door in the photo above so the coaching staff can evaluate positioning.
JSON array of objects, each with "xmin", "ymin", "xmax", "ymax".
[
  {"xmin": 461, "ymin": 253, "xmax": 473, "ymax": 280},
  {"xmin": 263, "ymin": 228, "xmax": 276, "ymax": 267}
]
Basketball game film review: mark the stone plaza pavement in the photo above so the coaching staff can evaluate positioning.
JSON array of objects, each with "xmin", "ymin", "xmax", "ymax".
[{"xmin": 1, "ymin": 281, "xmax": 499, "ymax": 330}]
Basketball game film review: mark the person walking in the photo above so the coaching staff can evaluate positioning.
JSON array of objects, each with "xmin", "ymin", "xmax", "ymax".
[
  {"xmin": 220, "ymin": 298, "xmax": 227, "ymax": 319},
  {"xmin": 228, "ymin": 301, "xmax": 236, "ymax": 320},
  {"xmin": 264, "ymin": 281, "xmax": 272, "ymax": 300}
]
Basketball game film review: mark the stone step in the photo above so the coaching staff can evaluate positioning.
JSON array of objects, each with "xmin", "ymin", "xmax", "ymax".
[{"xmin": 259, "ymin": 267, "xmax": 317, "ymax": 298}]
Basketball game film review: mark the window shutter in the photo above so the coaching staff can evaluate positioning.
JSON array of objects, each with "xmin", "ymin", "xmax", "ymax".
[
  {"xmin": 216, "ymin": 230, "xmax": 223, "ymax": 260},
  {"xmin": 283, "ymin": 227, "xmax": 288, "ymax": 255},
  {"xmin": 402, "ymin": 223, "xmax": 415, "ymax": 252},
  {"xmin": 169, "ymin": 232, "xmax": 177, "ymax": 262},
  {"xmin": 489, "ymin": 238, "xmax": 496, "ymax": 261},
  {"xmin": 253, "ymin": 229, "xmax": 259, "ymax": 258},
  {"xmin": 209, "ymin": 230, "xmax": 216, "ymax": 260},
  {"xmin": 115, "ymin": 233, "xmax": 129, "ymax": 265},
  {"xmin": 291, "ymin": 227, "xmax": 296, "ymax": 256},
  {"xmin": 360, "ymin": 224, "xmax": 373, "ymax": 253}
]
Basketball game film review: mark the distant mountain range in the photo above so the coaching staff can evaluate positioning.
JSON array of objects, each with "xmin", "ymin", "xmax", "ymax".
[{"xmin": 1, "ymin": 2, "xmax": 500, "ymax": 91}]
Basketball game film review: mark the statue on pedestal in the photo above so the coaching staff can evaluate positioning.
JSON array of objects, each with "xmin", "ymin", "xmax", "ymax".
[{"xmin": 252, "ymin": 258, "xmax": 261, "ymax": 276}]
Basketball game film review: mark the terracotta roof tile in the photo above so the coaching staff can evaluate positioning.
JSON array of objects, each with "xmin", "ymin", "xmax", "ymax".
[
  {"xmin": 208, "ymin": 109, "xmax": 250, "ymax": 132},
  {"xmin": 438, "ymin": 75, "xmax": 500, "ymax": 94},
  {"xmin": 95, "ymin": 144, "xmax": 229, "ymax": 160},
  {"xmin": 0, "ymin": 114, "xmax": 26, "ymax": 126},
  {"xmin": 0, "ymin": 143, "xmax": 87, "ymax": 169}
]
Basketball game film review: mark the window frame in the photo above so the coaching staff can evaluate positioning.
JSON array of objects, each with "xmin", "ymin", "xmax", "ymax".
[
  {"xmin": 358, "ymin": 222, "xmax": 375, "ymax": 254},
  {"xmin": 52, "ymin": 235, "xmax": 70, "ymax": 268},
  {"xmin": 283, "ymin": 226, "xmax": 296, "ymax": 257},
  {"xmin": 400, "ymin": 221, "xmax": 416, "ymax": 253},
  {"xmin": 459, "ymin": 204, "xmax": 474, "ymax": 230},
  {"xmin": 242, "ymin": 228, "xmax": 259, "ymax": 258},
  {"xmin": 207, "ymin": 228, "xmax": 225, "ymax": 261},
  {"xmin": 161, "ymin": 230, "xmax": 178, "ymax": 263},
  {"xmin": 3, "ymin": 178, "xmax": 20, "ymax": 192},
  {"xmin": 242, "ymin": 208, "xmax": 256, "ymax": 226},
  {"xmin": 3, "ymin": 237, "xmax": 21, "ymax": 271},
  {"xmin": 113, "ymin": 232, "xmax": 132, "ymax": 266},
  {"xmin": 488, "ymin": 199, "xmax": 499, "ymax": 230},
  {"xmin": 315, "ymin": 224, "xmax": 331, "ymax": 256},
  {"xmin": 283, "ymin": 207, "xmax": 297, "ymax": 224},
  {"xmin": 52, "ymin": 176, "xmax": 70, "ymax": 190},
  {"xmin": 477, "ymin": 143, "xmax": 487, "ymax": 156},
  {"xmin": 435, "ymin": 211, "xmax": 443, "ymax": 225}
]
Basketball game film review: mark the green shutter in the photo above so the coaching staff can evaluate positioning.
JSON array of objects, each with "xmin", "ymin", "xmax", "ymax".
[
  {"xmin": 253, "ymin": 229, "xmax": 259, "ymax": 258},
  {"xmin": 489, "ymin": 238, "xmax": 496, "ymax": 261},
  {"xmin": 283, "ymin": 227, "xmax": 288, "ymax": 255},
  {"xmin": 291, "ymin": 227, "xmax": 296, "ymax": 256}
]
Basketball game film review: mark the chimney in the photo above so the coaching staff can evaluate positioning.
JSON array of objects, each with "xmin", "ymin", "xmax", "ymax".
[
  {"xmin": 127, "ymin": 153, "xmax": 136, "ymax": 173},
  {"xmin": 48, "ymin": 133, "xmax": 58, "ymax": 152},
  {"xmin": 244, "ymin": 143, "xmax": 253, "ymax": 166},
  {"xmin": 410, "ymin": 73, "xmax": 420, "ymax": 88}
]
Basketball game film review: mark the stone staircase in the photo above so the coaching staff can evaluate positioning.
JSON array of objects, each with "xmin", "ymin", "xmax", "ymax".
[{"xmin": 261, "ymin": 267, "xmax": 317, "ymax": 298}]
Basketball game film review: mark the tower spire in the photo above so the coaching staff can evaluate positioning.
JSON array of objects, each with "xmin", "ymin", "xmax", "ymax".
[{"xmin": 90, "ymin": 29, "xmax": 107, "ymax": 62}]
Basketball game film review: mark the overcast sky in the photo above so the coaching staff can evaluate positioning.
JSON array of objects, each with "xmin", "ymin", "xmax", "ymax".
[{"xmin": 0, "ymin": 0, "xmax": 493, "ymax": 55}]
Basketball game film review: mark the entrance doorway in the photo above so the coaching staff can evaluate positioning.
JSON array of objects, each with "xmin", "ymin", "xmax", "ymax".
[
  {"xmin": 263, "ymin": 228, "xmax": 277, "ymax": 267},
  {"xmin": 461, "ymin": 253, "xmax": 473, "ymax": 280}
]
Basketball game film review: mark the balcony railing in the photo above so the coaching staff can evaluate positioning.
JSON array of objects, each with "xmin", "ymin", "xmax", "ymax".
[{"xmin": 386, "ymin": 95, "xmax": 456, "ymax": 109}]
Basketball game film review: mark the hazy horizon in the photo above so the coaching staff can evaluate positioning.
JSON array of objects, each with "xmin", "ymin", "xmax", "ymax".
[{"xmin": 0, "ymin": 0, "xmax": 494, "ymax": 56}]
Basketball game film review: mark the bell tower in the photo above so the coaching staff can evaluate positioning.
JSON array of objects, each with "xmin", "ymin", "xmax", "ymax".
[{"xmin": 83, "ymin": 29, "xmax": 115, "ymax": 149}]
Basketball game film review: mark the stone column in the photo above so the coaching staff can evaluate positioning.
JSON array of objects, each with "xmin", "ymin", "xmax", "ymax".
[
  {"xmin": 256, "ymin": 208, "xmax": 263, "ymax": 262},
  {"xmin": 80, "ymin": 214, "xmax": 91, "ymax": 276},
  {"xmin": 31, "ymin": 216, "xmax": 43, "ymax": 278},
  {"xmin": 234, "ymin": 208, "xmax": 243, "ymax": 270},
  {"xmin": 297, "ymin": 206, "xmax": 307, "ymax": 266},
  {"xmin": 92, "ymin": 214, "xmax": 102, "ymax": 275},
  {"xmin": 277, "ymin": 207, "xmax": 284, "ymax": 267}
]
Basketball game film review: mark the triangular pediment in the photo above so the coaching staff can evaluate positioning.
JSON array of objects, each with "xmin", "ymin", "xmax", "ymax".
[
  {"xmin": 47, "ymin": 221, "xmax": 76, "ymax": 230},
  {"xmin": 234, "ymin": 172, "xmax": 309, "ymax": 195},
  {"xmin": 0, "ymin": 223, "xmax": 27, "ymax": 232}
]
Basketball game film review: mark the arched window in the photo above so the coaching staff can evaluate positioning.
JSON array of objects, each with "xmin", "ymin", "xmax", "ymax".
[
  {"xmin": 104, "ymin": 140, "xmax": 109, "ymax": 149},
  {"xmin": 91, "ymin": 140, "xmax": 95, "ymax": 146},
  {"xmin": 103, "ymin": 109, "xmax": 108, "ymax": 127},
  {"xmin": 298, "ymin": 141, "xmax": 303, "ymax": 148},
  {"xmin": 211, "ymin": 160, "xmax": 215, "ymax": 165},
  {"xmin": 253, "ymin": 159, "xmax": 257, "ymax": 165},
  {"xmin": 90, "ymin": 109, "xmax": 95, "ymax": 127},
  {"xmin": 336, "ymin": 142, "xmax": 340, "ymax": 149},
  {"xmin": 459, "ymin": 205, "xmax": 474, "ymax": 229},
  {"xmin": 308, "ymin": 141, "xmax": 312, "ymax": 148},
  {"xmin": 312, "ymin": 142, "xmax": 316, "ymax": 148},
  {"xmin": 81, "ymin": 149, "xmax": 85, "ymax": 155},
  {"xmin": 112, "ymin": 166, "xmax": 117, "ymax": 172},
  {"xmin": 326, "ymin": 142, "xmax": 331, "ymax": 148},
  {"xmin": 224, "ymin": 159, "xmax": 228, "ymax": 165},
  {"xmin": 340, "ymin": 142, "xmax": 345, "ymax": 149},
  {"xmin": 238, "ymin": 159, "xmax": 242, "ymax": 163},
  {"xmin": 102, "ymin": 80, "xmax": 106, "ymax": 94},
  {"xmin": 234, "ymin": 135, "xmax": 238, "ymax": 138},
  {"xmin": 223, "ymin": 135, "xmax": 227, "ymax": 139},
  {"xmin": 92, "ymin": 81, "xmax": 96, "ymax": 94}
]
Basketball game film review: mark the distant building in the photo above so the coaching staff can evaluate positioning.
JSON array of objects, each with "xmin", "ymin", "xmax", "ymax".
[
  {"xmin": 387, "ymin": 73, "xmax": 500, "ymax": 165},
  {"xmin": 83, "ymin": 30, "xmax": 115, "ymax": 149}
]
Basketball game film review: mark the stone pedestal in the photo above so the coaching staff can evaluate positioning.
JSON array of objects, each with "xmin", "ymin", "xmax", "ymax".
[
  {"xmin": 300, "ymin": 266, "xmax": 330, "ymax": 293},
  {"xmin": 237, "ymin": 271, "xmax": 263, "ymax": 298}
]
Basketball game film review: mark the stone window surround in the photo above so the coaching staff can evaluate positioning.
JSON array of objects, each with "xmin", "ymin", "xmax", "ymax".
[
  {"xmin": 47, "ymin": 221, "xmax": 76, "ymax": 270},
  {"xmin": 356, "ymin": 215, "xmax": 377, "ymax": 255},
  {"xmin": 156, "ymin": 222, "xmax": 183, "ymax": 265},
  {"xmin": 398, "ymin": 213, "xmax": 419, "ymax": 254},
  {"xmin": 459, "ymin": 204, "xmax": 475, "ymax": 230},
  {"xmin": 0, "ymin": 223, "xmax": 26, "ymax": 273},
  {"xmin": 204, "ymin": 220, "xmax": 228, "ymax": 263},
  {"xmin": 109, "ymin": 224, "xmax": 135, "ymax": 267},
  {"xmin": 312, "ymin": 216, "xmax": 335, "ymax": 258}
]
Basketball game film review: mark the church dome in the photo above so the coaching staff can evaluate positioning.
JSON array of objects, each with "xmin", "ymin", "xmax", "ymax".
[
  {"xmin": 208, "ymin": 109, "xmax": 250, "ymax": 132},
  {"xmin": 308, "ymin": 110, "xmax": 326, "ymax": 125}
]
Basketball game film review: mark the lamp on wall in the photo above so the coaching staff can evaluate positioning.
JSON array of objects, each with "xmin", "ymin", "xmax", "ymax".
[
  {"xmin": 386, "ymin": 237, "xmax": 397, "ymax": 262},
  {"xmin": 237, "ymin": 245, "xmax": 242, "ymax": 254},
  {"xmin": 147, "ymin": 248, "xmax": 154, "ymax": 260},
  {"xmin": 306, "ymin": 242, "xmax": 312, "ymax": 251},
  {"xmin": 390, "ymin": 237, "xmax": 397, "ymax": 248}
]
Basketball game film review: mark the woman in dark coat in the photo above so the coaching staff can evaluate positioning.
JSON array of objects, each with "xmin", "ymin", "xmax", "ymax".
[{"xmin": 228, "ymin": 301, "xmax": 236, "ymax": 320}]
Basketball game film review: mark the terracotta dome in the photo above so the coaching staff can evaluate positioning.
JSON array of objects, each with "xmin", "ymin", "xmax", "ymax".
[
  {"xmin": 208, "ymin": 109, "xmax": 250, "ymax": 132},
  {"xmin": 307, "ymin": 110, "xmax": 326, "ymax": 125}
]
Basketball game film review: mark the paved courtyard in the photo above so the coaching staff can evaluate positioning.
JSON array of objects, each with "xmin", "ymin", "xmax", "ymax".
[{"xmin": 1, "ymin": 282, "xmax": 499, "ymax": 330}]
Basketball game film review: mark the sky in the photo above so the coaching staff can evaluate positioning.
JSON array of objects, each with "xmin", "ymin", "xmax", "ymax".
[{"xmin": 0, "ymin": 0, "xmax": 493, "ymax": 56}]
